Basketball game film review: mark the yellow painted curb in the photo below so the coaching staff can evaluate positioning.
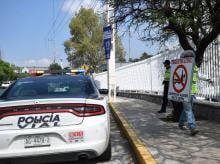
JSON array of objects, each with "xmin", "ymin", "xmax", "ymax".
[{"xmin": 109, "ymin": 103, "xmax": 157, "ymax": 164}]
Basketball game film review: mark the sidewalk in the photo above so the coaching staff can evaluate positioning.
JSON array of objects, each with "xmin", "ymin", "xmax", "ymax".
[{"xmin": 111, "ymin": 97, "xmax": 220, "ymax": 164}]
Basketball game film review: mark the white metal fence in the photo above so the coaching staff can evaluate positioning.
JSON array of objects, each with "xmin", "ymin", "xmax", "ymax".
[
  {"xmin": 94, "ymin": 37, "xmax": 220, "ymax": 101},
  {"xmin": 199, "ymin": 38, "xmax": 220, "ymax": 101}
]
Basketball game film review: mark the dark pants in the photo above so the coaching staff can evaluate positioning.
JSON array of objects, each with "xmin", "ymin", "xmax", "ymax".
[
  {"xmin": 161, "ymin": 84, "xmax": 169, "ymax": 112},
  {"xmin": 172, "ymin": 101, "xmax": 183, "ymax": 122},
  {"xmin": 161, "ymin": 84, "xmax": 183, "ymax": 121}
]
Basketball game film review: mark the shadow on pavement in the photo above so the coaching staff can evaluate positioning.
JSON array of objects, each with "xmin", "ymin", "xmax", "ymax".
[{"xmin": 114, "ymin": 97, "xmax": 220, "ymax": 164}]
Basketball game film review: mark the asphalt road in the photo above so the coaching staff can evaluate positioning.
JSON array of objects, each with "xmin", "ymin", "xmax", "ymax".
[{"xmin": 59, "ymin": 114, "xmax": 137, "ymax": 164}]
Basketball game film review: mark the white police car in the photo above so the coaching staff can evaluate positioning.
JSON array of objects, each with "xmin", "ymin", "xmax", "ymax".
[{"xmin": 0, "ymin": 75, "xmax": 111, "ymax": 163}]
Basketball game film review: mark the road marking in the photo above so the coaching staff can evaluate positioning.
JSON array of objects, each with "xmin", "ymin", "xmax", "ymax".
[{"xmin": 109, "ymin": 103, "xmax": 157, "ymax": 164}]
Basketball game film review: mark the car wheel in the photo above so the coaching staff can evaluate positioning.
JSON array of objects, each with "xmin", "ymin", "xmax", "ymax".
[{"xmin": 99, "ymin": 138, "xmax": 111, "ymax": 161}]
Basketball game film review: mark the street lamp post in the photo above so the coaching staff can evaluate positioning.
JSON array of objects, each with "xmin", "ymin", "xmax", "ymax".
[{"xmin": 105, "ymin": 3, "xmax": 116, "ymax": 102}]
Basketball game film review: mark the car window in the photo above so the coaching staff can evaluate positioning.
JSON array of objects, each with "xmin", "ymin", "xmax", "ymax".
[{"xmin": 1, "ymin": 76, "xmax": 98, "ymax": 100}]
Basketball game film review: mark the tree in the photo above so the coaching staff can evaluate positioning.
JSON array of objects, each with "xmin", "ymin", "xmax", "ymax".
[
  {"xmin": 64, "ymin": 40, "xmax": 85, "ymax": 69},
  {"xmin": 64, "ymin": 8, "xmax": 105, "ymax": 73},
  {"xmin": 64, "ymin": 8, "xmax": 126, "ymax": 73},
  {"xmin": 0, "ymin": 60, "xmax": 15, "ymax": 82},
  {"xmin": 140, "ymin": 52, "xmax": 152, "ymax": 60},
  {"xmin": 128, "ymin": 52, "xmax": 152, "ymax": 62},
  {"xmin": 115, "ymin": 35, "xmax": 126, "ymax": 63},
  {"xmin": 48, "ymin": 63, "xmax": 62, "ymax": 73},
  {"xmin": 16, "ymin": 73, "xmax": 29, "ymax": 79},
  {"xmin": 103, "ymin": 0, "xmax": 220, "ymax": 66}
]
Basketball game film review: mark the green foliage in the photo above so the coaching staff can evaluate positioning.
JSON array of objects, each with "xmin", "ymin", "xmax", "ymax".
[
  {"xmin": 104, "ymin": 0, "xmax": 220, "ymax": 66},
  {"xmin": 115, "ymin": 35, "xmax": 126, "ymax": 63},
  {"xmin": 0, "ymin": 60, "xmax": 16, "ymax": 81},
  {"xmin": 64, "ymin": 8, "xmax": 126, "ymax": 73},
  {"xmin": 16, "ymin": 73, "xmax": 29, "ymax": 79},
  {"xmin": 128, "ymin": 58, "xmax": 139, "ymax": 63},
  {"xmin": 64, "ymin": 8, "xmax": 104, "ymax": 73},
  {"xmin": 129, "ymin": 52, "xmax": 152, "ymax": 62},
  {"xmin": 48, "ymin": 63, "xmax": 62, "ymax": 72},
  {"xmin": 140, "ymin": 52, "xmax": 152, "ymax": 60}
]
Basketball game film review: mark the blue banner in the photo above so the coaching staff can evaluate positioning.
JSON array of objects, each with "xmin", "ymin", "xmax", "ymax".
[{"xmin": 103, "ymin": 25, "xmax": 112, "ymax": 60}]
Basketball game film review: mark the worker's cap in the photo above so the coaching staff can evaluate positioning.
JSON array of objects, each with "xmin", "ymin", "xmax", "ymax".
[
  {"xmin": 180, "ymin": 50, "xmax": 195, "ymax": 58},
  {"xmin": 163, "ymin": 60, "xmax": 170, "ymax": 65}
]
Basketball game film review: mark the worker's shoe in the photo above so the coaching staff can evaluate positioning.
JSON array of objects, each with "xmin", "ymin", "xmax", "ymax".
[
  {"xmin": 179, "ymin": 125, "xmax": 187, "ymax": 130},
  {"xmin": 190, "ymin": 129, "xmax": 199, "ymax": 136},
  {"xmin": 157, "ymin": 110, "xmax": 166, "ymax": 113}
]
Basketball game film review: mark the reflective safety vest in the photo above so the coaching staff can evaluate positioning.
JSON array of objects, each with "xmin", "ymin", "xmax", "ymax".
[
  {"xmin": 164, "ymin": 67, "xmax": 171, "ymax": 82},
  {"xmin": 191, "ymin": 65, "xmax": 198, "ymax": 94}
]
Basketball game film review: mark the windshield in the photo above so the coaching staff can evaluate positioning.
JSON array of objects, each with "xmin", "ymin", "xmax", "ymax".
[{"xmin": 1, "ymin": 76, "xmax": 98, "ymax": 101}]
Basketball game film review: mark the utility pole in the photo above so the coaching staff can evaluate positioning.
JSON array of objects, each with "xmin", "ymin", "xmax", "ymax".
[
  {"xmin": 129, "ymin": 27, "xmax": 131, "ymax": 60},
  {"xmin": 106, "ymin": 2, "xmax": 116, "ymax": 102},
  {"xmin": 52, "ymin": 0, "xmax": 57, "ymax": 64}
]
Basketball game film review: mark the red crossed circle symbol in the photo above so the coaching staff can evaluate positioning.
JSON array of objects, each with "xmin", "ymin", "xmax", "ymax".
[{"xmin": 173, "ymin": 64, "xmax": 188, "ymax": 93}]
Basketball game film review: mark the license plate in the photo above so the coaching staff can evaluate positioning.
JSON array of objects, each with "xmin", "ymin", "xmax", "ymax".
[{"xmin": 24, "ymin": 135, "xmax": 50, "ymax": 148}]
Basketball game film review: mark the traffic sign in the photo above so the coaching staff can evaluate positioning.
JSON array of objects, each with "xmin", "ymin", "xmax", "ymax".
[
  {"xmin": 173, "ymin": 64, "xmax": 188, "ymax": 93},
  {"xmin": 103, "ymin": 25, "xmax": 112, "ymax": 60},
  {"xmin": 81, "ymin": 64, "xmax": 89, "ymax": 71},
  {"xmin": 168, "ymin": 57, "xmax": 194, "ymax": 102}
]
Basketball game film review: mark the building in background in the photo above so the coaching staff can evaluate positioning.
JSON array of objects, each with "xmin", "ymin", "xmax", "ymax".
[{"xmin": 21, "ymin": 67, "xmax": 48, "ymax": 76}]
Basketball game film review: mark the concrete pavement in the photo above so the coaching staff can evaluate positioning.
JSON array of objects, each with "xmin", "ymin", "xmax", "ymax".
[{"xmin": 111, "ymin": 97, "xmax": 220, "ymax": 164}]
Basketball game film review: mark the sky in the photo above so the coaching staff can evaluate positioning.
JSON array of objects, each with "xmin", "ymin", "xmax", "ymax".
[{"xmin": 0, "ymin": 0, "xmax": 170, "ymax": 67}]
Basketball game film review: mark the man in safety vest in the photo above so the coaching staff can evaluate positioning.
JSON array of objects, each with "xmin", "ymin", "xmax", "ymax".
[{"xmin": 158, "ymin": 60, "xmax": 171, "ymax": 113}]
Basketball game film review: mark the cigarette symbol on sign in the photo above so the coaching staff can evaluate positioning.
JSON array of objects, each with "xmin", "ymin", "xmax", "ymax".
[
  {"xmin": 173, "ymin": 64, "xmax": 188, "ymax": 93},
  {"xmin": 174, "ymin": 70, "xmax": 186, "ymax": 84}
]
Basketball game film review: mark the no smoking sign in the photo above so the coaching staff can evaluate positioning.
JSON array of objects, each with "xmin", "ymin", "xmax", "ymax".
[
  {"xmin": 173, "ymin": 64, "xmax": 188, "ymax": 93},
  {"xmin": 168, "ymin": 57, "xmax": 194, "ymax": 102}
]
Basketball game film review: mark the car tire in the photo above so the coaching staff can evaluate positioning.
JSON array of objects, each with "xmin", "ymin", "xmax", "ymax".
[{"xmin": 99, "ymin": 138, "xmax": 111, "ymax": 161}]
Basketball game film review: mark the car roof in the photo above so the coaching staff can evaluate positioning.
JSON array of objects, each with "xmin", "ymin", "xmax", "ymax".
[{"xmin": 19, "ymin": 74, "xmax": 91, "ymax": 82}]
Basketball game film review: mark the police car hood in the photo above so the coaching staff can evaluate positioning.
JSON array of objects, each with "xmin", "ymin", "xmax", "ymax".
[{"xmin": 0, "ymin": 98, "xmax": 88, "ymax": 131}]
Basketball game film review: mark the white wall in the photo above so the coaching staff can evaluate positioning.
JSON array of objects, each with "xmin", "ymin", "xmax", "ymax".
[
  {"xmin": 94, "ymin": 47, "xmax": 183, "ymax": 94},
  {"xmin": 94, "ymin": 38, "xmax": 220, "ymax": 101}
]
